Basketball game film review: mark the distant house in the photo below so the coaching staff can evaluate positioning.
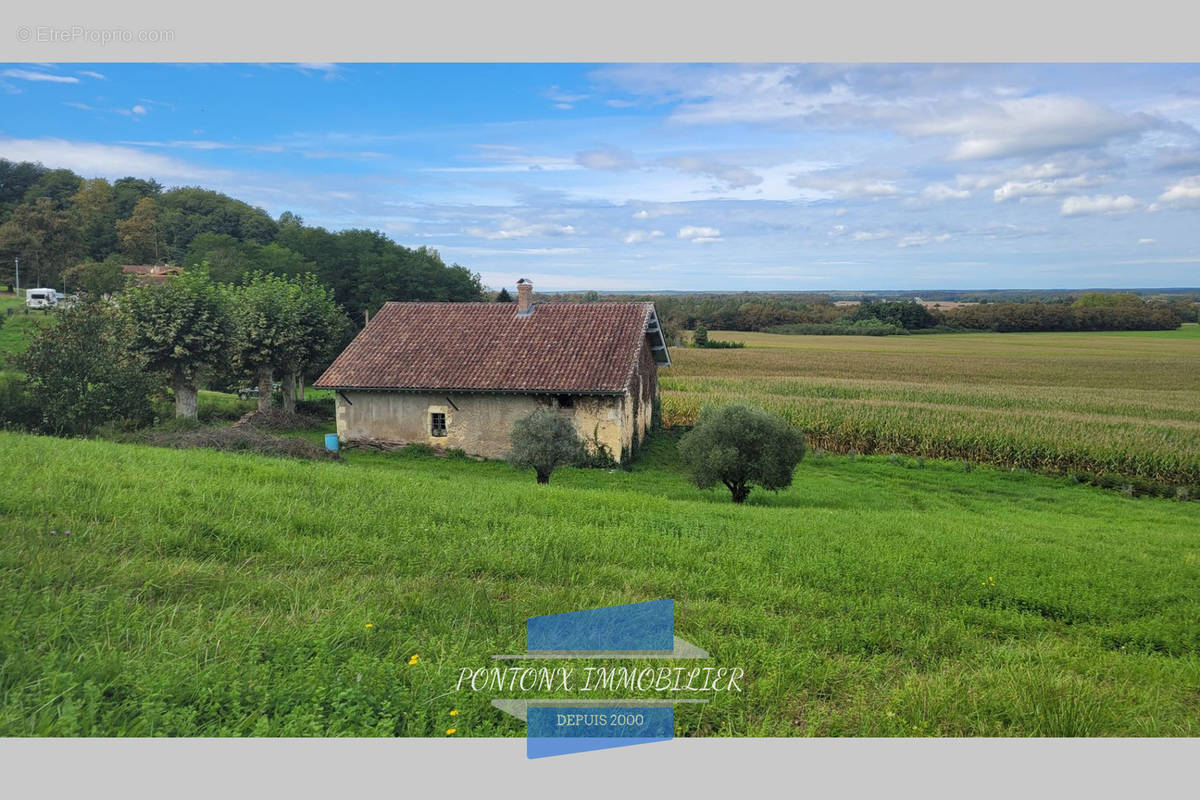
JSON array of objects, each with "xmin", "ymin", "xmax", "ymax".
[
  {"xmin": 314, "ymin": 279, "xmax": 671, "ymax": 461},
  {"xmin": 122, "ymin": 264, "xmax": 182, "ymax": 285}
]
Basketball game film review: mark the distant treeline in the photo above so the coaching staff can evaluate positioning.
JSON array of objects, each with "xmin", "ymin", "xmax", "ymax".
[
  {"xmin": 0, "ymin": 159, "xmax": 484, "ymax": 321},
  {"xmin": 553, "ymin": 291, "xmax": 1197, "ymax": 337}
]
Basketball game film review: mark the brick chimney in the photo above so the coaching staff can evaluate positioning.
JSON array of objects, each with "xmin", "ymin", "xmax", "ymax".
[{"xmin": 516, "ymin": 278, "xmax": 533, "ymax": 316}]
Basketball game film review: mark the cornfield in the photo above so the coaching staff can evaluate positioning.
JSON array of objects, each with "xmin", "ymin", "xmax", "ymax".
[{"xmin": 662, "ymin": 328, "xmax": 1200, "ymax": 485}]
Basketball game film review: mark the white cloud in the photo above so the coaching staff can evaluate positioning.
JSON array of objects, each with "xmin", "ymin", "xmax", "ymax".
[
  {"xmin": 131, "ymin": 105, "xmax": 147, "ymax": 116},
  {"xmin": 660, "ymin": 156, "xmax": 762, "ymax": 189},
  {"xmin": 853, "ymin": 230, "xmax": 892, "ymax": 241},
  {"xmin": 918, "ymin": 183, "xmax": 970, "ymax": 203},
  {"xmin": 631, "ymin": 205, "xmax": 686, "ymax": 219},
  {"xmin": 677, "ymin": 225, "xmax": 722, "ymax": 243},
  {"xmin": 545, "ymin": 85, "xmax": 588, "ymax": 109},
  {"xmin": 905, "ymin": 96, "xmax": 1149, "ymax": 160},
  {"xmin": 1152, "ymin": 175, "xmax": 1200, "ymax": 209},
  {"xmin": 1060, "ymin": 194, "xmax": 1142, "ymax": 216},
  {"xmin": 77, "ymin": 70, "xmax": 107, "ymax": 80},
  {"xmin": 897, "ymin": 232, "xmax": 951, "ymax": 248},
  {"xmin": 791, "ymin": 171, "xmax": 902, "ymax": 198},
  {"xmin": 993, "ymin": 174, "xmax": 1103, "ymax": 202},
  {"xmin": 0, "ymin": 136, "xmax": 229, "ymax": 182},
  {"xmin": 1, "ymin": 69, "xmax": 78, "ymax": 84},
  {"xmin": 464, "ymin": 220, "xmax": 578, "ymax": 239},
  {"xmin": 576, "ymin": 147, "xmax": 637, "ymax": 171},
  {"xmin": 1138, "ymin": 238, "xmax": 1156, "ymax": 245},
  {"xmin": 622, "ymin": 230, "xmax": 664, "ymax": 244}
]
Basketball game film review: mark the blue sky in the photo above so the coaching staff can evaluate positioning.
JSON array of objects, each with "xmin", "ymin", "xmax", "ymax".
[{"xmin": 2, "ymin": 62, "xmax": 1199, "ymax": 291}]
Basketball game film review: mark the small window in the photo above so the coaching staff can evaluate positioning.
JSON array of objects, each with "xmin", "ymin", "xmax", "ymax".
[
  {"xmin": 556, "ymin": 394, "xmax": 574, "ymax": 409},
  {"xmin": 431, "ymin": 412, "xmax": 447, "ymax": 437}
]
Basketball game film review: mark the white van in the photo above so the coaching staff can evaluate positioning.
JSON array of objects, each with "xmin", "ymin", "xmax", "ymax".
[{"xmin": 25, "ymin": 288, "xmax": 58, "ymax": 309}]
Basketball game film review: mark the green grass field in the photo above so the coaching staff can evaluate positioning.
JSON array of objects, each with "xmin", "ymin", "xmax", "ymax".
[
  {"xmin": 663, "ymin": 325, "xmax": 1200, "ymax": 486},
  {"xmin": 2, "ymin": 430, "xmax": 1198, "ymax": 737},
  {"xmin": 0, "ymin": 294, "xmax": 47, "ymax": 376}
]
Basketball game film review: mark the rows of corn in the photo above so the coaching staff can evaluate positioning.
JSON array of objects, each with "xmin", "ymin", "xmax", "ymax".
[{"xmin": 661, "ymin": 329, "xmax": 1200, "ymax": 487}]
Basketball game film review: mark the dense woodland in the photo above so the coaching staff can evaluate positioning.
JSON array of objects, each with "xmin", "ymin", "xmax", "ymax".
[{"xmin": 0, "ymin": 159, "xmax": 484, "ymax": 322}]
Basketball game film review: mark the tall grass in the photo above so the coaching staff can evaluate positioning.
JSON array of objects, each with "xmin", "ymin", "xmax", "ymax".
[{"xmin": 1, "ymin": 432, "xmax": 1198, "ymax": 736}]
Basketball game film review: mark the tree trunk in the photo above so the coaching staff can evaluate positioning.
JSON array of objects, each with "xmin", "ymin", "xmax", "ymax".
[
  {"xmin": 257, "ymin": 366, "xmax": 273, "ymax": 413},
  {"xmin": 536, "ymin": 470, "xmax": 551, "ymax": 484},
  {"xmin": 729, "ymin": 483, "xmax": 750, "ymax": 503},
  {"xmin": 173, "ymin": 375, "xmax": 198, "ymax": 420},
  {"xmin": 282, "ymin": 372, "xmax": 297, "ymax": 414},
  {"xmin": 298, "ymin": 374, "xmax": 305, "ymax": 402}
]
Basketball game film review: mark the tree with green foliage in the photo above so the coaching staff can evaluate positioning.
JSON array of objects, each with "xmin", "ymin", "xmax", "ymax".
[
  {"xmin": 70, "ymin": 178, "xmax": 118, "ymax": 260},
  {"xmin": 0, "ymin": 158, "xmax": 49, "ymax": 219},
  {"xmin": 692, "ymin": 323, "xmax": 709, "ymax": 347},
  {"xmin": 1073, "ymin": 292, "xmax": 1143, "ymax": 308},
  {"xmin": 62, "ymin": 257, "xmax": 125, "ymax": 297},
  {"xmin": 116, "ymin": 196, "xmax": 163, "ymax": 264},
  {"xmin": 16, "ymin": 300, "xmax": 157, "ymax": 435},
  {"xmin": 231, "ymin": 272, "xmax": 304, "ymax": 412},
  {"xmin": 157, "ymin": 187, "xmax": 279, "ymax": 258},
  {"xmin": 508, "ymin": 408, "xmax": 585, "ymax": 484},
  {"xmin": 495, "ymin": 287, "xmax": 513, "ymax": 302},
  {"xmin": 279, "ymin": 274, "xmax": 349, "ymax": 411},
  {"xmin": 677, "ymin": 404, "xmax": 806, "ymax": 503},
  {"xmin": 0, "ymin": 196, "xmax": 82, "ymax": 288},
  {"xmin": 111, "ymin": 176, "xmax": 162, "ymax": 219},
  {"xmin": 124, "ymin": 269, "xmax": 234, "ymax": 419}
]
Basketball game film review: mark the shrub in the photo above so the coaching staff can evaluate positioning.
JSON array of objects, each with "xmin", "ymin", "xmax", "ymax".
[
  {"xmin": 507, "ymin": 408, "xmax": 585, "ymax": 484},
  {"xmin": 16, "ymin": 300, "xmax": 157, "ymax": 436},
  {"xmin": 677, "ymin": 404, "xmax": 806, "ymax": 503},
  {"xmin": 0, "ymin": 376, "xmax": 41, "ymax": 431}
]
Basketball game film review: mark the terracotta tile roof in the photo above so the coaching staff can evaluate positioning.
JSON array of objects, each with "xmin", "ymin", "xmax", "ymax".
[
  {"xmin": 315, "ymin": 302, "xmax": 663, "ymax": 394},
  {"xmin": 122, "ymin": 265, "xmax": 183, "ymax": 284}
]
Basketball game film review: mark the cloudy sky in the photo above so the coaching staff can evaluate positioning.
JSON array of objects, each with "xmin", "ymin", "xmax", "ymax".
[{"xmin": 2, "ymin": 62, "xmax": 1198, "ymax": 291}]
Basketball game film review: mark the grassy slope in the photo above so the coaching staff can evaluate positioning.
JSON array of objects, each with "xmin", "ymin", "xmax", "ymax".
[
  {"xmin": 0, "ymin": 295, "xmax": 47, "ymax": 377},
  {"xmin": 1, "ymin": 431, "xmax": 1197, "ymax": 737}
]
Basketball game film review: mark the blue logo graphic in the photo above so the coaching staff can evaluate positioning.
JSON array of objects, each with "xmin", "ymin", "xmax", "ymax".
[
  {"xmin": 488, "ymin": 599, "xmax": 710, "ymax": 759},
  {"xmin": 526, "ymin": 598, "xmax": 675, "ymax": 653}
]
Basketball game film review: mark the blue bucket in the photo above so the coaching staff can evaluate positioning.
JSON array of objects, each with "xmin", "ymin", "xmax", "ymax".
[{"xmin": 324, "ymin": 433, "xmax": 339, "ymax": 452}]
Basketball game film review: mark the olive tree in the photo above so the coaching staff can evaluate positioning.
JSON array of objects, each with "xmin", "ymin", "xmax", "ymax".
[
  {"xmin": 124, "ymin": 268, "xmax": 233, "ymax": 419},
  {"xmin": 677, "ymin": 404, "xmax": 806, "ymax": 503},
  {"xmin": 508, "ymin": 408, "xmax": 584, "ymax": 484}
]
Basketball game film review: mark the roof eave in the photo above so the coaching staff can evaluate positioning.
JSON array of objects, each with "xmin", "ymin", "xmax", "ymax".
[{"xmin": 313, "ymin": 385, "xmax": 627, "ymax": 396}]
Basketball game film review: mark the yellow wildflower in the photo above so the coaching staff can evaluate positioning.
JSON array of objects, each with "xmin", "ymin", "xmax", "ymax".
[
  {"xmin": 446, "ymin": 728, "xmax": 457, "ymax": 735},
  {"xmin": 365, "ymin": 623, "xmax": 375, "ymax": 629},
  {"xmin": 449, "ymin": 709, "xmax": 459, "ymax": 716},
  {"xmin": 408, "ymin": 654, "xmax": 420, "ymax": 665}
]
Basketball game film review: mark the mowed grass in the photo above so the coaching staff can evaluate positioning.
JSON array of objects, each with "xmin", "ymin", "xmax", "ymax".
[
  {"xmin": 2, "ymin": 430, "xmax": 1198, "ymax": 737},
  {"xmin": 663, "ymin": 325, "xmax": 1200, "ymax": 485}
]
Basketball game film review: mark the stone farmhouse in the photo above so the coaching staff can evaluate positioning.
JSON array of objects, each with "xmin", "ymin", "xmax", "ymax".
[{"xmin": 314, "ymin": 280, "xmax": 670, "ymax": 461}]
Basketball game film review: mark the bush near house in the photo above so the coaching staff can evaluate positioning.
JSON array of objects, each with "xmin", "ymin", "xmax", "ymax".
[{"xmin": 507, "ymin": 408, "xmax": 585, "ymax": 484}]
